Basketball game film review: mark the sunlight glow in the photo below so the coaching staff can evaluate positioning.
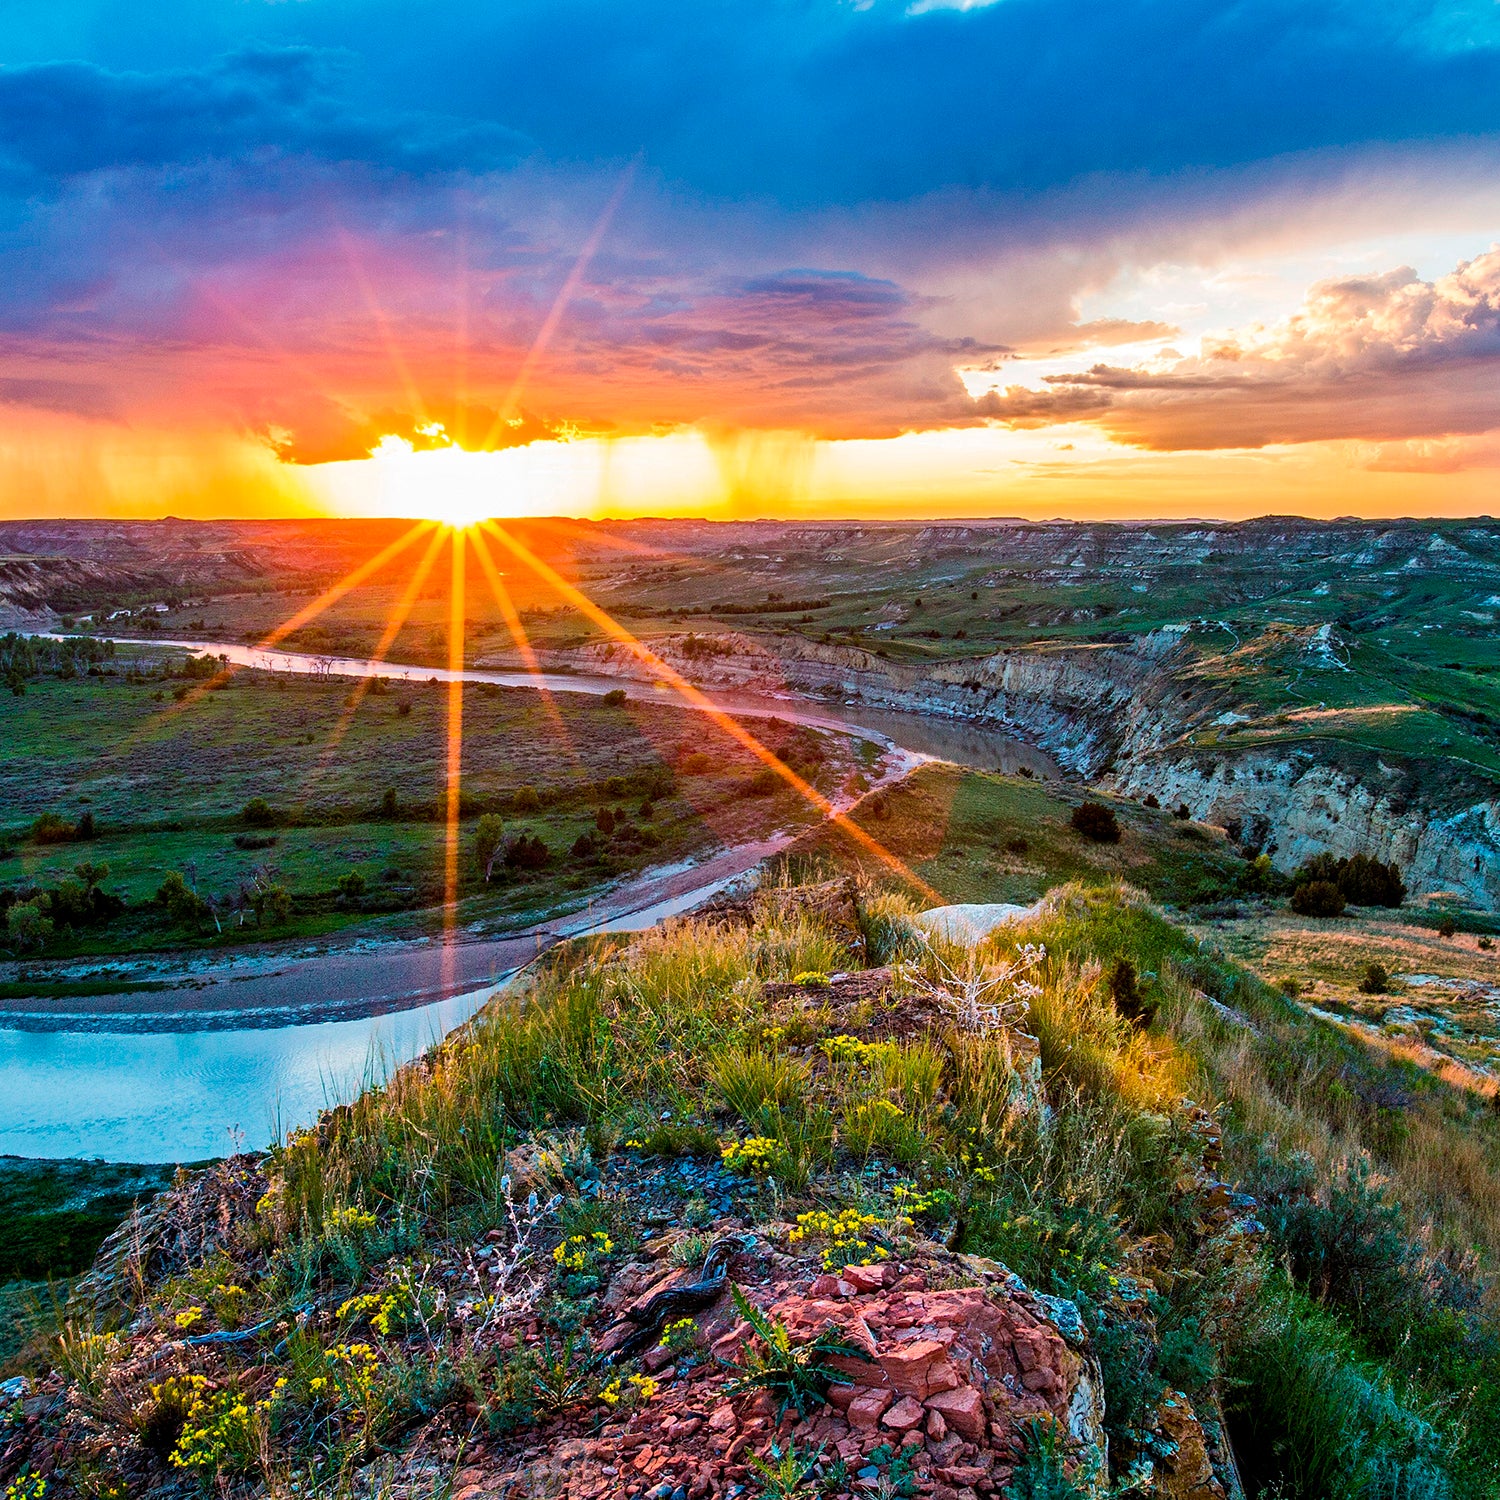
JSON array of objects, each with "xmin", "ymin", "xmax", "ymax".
[{"xmin": 479, "ymin": 519, "xmax": 941, "ymax": 901}]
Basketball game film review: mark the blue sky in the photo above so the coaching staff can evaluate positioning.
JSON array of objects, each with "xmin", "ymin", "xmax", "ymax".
[{"xmin": 2, "ymin": 0, "xmax": 1500, "ymax": 515}]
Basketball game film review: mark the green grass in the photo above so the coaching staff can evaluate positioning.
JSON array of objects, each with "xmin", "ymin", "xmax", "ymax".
[
  {"xmin": 0, "ymin": 659, "xmax": 852, "ymax": 961},
  {"xmin": 784, "ymin": 762, "xmax": 1251, "ymax": 910}
]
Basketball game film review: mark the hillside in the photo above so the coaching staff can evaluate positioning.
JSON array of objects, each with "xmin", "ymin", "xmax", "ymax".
[
  {"xmin": 7, "ymin": 516, "xmax": 1498, "ymax": 911},
  {"xmin": 3, "ymin": 870, "xmax": 1497, "ymax": 1500}
]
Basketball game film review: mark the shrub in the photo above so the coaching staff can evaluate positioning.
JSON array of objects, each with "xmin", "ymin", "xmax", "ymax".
[
  {"xmin": 1070, "ymin": 802, "xmax": 1121, "ymax": 843},
  {"xmin": 505, "ymin": 832, "xmax": 551, "ymax": 870},
  {"xmin": 250, "ymin": 883, "xmax": 292, "ymax": 925},
  {"xmin": 5, "ymin": 899, "xmax": 53, "ymax": 952},
  {"xmin": 602, "ymin": 688, "xmax": 627, "ymax": 706},
  {"xmin": 1291, "ymin": 880, "xmax": 1345, "ymax": 918},
  {"xmin": 511, "ymin": 785, "xmax": 542, "ymax": 813},
  {"xmin": 157, "ymin": 873, "xmax": 212, "ymax": 932},
  {"xmin": 1106, "ymin": 957, "xmax": 1155, "ymax": 1025},
  {"xmin": 241, "ymin": 797, "xmax": 276, "ymax": 828},
  {"xmin": 336, "ymin": 871, "xmax": 367, "ymax": 901},
  {"xmin": 1437, "ymin": 916, "xmax": 1457, "ymax": 939},
  {"xmin": 1294, "ymin": 851, "xmax": 1405, "ymax": 908},
  {"xmin": 380, "ymin": 787, "xmax": 399, "ymax": 818},
  {"xmin": 1253, "ymin": 1154, "xmax": 1422, "ymax": 1344},
  {"xmin": 74, "ymin": 811, "xmax": 95, "ymax": 841},
  {"xmin": 1141, "ymin": 793, "xmax": 1160, "ymax": 809},
  {"xmin": 1359, "ymin": 962, "xmax": 1390, "ymax": 995},
  {"xmin": 31, "ymin": 812, "xmax": 75, "ymax": 844},
  {"xmin": 1174, "ymin": 803, "xmax": 1191, "ymax": 819},
  {"xmin": 395, "ymin": 701, "xmax": 412, "ymax": 717},
  {"xmin": 1339, "ymin": 854, "xmax": 1406, "ymax": 907}
]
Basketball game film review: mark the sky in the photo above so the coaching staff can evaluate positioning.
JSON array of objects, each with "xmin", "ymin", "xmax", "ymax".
[{"xmin": 3, "ymin": 0, "xmax": 1500, "ymax": 522}]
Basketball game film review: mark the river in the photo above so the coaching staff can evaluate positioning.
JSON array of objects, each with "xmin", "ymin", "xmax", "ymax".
[{"xmin": 3, "ymin": 635, "xmax": 1052, "ymax": 1161}]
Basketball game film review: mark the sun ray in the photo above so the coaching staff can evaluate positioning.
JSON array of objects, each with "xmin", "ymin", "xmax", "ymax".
[
  {"xmin": 443, "ymin": 526, "xmax": 468, "ymax": 924},
  {"xmin": 479, "ymin": 520, "xmax": 938, "ymax": 900},
  {"xmin": 338, "ymin": 227, "xmax": 432, "ymax": 432},
  {"xmin": 124, "ymin": 519, "xmax": 438, "ymax": 744},
  {"xmin": 475, "ymin": 161, "xmax": 636, "ymax": 452},
  {"xmin": 300, "ymin": 522, "xmax": 450, "ymax": 784},
  {"xmin": 467, "ymin": 524, "xmax": 576, "ymax": 750}
]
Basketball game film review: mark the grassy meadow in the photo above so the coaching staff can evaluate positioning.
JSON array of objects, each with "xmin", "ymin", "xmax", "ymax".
[
  {"xmin": 781, "ymin": 763, "xmax": 1255, "ymax": 910},
  {"xmin": 0, "ymin": 653, "xmax": 860, "ymax": 966}
]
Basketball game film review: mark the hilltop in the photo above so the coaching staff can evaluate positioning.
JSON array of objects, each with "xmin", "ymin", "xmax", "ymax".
[{"xmin": 3, "ymin": 867, "xmax": 1498, "ymax": 1499}]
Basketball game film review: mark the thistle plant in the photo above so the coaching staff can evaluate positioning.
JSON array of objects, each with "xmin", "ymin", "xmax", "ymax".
[{"xmin": 724, "ymin": 1285, "xmax": 870, "ymax": 1418}]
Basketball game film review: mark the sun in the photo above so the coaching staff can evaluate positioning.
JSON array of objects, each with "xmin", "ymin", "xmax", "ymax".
[{"xmin": 365, "ymin": 432, "xmax": 498, "ymax": 528}]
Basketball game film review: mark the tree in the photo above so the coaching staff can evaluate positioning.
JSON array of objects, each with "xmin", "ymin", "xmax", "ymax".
[
  {"xmin": 250, "ymin": 882, "xmax": 292, "ymax": 926},
  {"xmin": 1071, "ymin": 802, "xmax": 1121, "ymax": 844},
  {"xmin": 5, "ymin": 899, "xmax": 52, "ymax": 952},
  {"xmin": 74, "ymin": 811, "xmax": 95, "ymax": 841},
  {"xmin": 473, "ymin": 814, "xmax": 506, "ymax": 881},
  {"xmin": 157, "ymin": 871, "xmax": 211, "ymax": 931},
  {"xmin": 380, "ymin": 787, "xmax": 399, "ymax": 819},
  {"xmin": 1358, "ymin": 962, "xmax": 1390, "ymax": 995}
]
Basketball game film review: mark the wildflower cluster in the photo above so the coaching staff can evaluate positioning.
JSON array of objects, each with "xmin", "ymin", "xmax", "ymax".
[
  {"xmin": 658, "ymin": 1317, "xmax": 698, "ymax": 1355},
  {"xmin": 821, "ymin": 1034, "xmax": 894, "ymax": 1067},
  {"xmin": 599, "ymin": 1373, "xmax": 658, "ymax": 1408},
  {"xmin": 4, "ymin": 1476, "xmax": 46, "ymax": 1500},
  {"xmin": 327, "ymin": 1342, "xmax": 381, "ymax": 1404},
  {"xmin": 790, "ymin": 1207, "xmax": 888, "ymax": 1271},
  {"xmin": 336, "ymin": 1289, "xmax": 407, "ymax": 1337},
  {"xmin": 173, "ymin": 1306, "xmax": 203, "ymax": 1331},
  {"xmin": 326, "ymin": 1205, "xmax": 378, "ymax": 1236},
  {"xmin": 168, "ymin": 1385, "xmax": 258, "ymax": 1473},
  {"xmin": 791, "ymin": 971, "xmax": 830, "ymax": 987},
  {"xmin": 552, "ymin": 1231, "xmax": 613, "ymax": 1271},
  {"xmin": 957, "ymin": 1144, "xmax": 1000, "ymax": 1184},
  {"xmin": 211, "ymin": 1282, "xmax": 249, "ymax": 1328},
  {"xmin": 720, "ymin": 1136, "xmax": 787, "ymax": 1175},
  {"xmin": 891, "ymin": 1183, "xmax": 953, "ymax": 1222}
]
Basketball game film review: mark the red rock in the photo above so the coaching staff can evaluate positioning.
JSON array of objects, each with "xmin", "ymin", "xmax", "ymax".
[
  {"xmin": 847, "ymin": 1388, "xmax": 894, "ymax": 1430},
  {"xmin": 925, "ymin": 1387, "xmax": 985, "ymax": 1442},
  {"xmin": 844, "ymin": 1263, "xmax": 890, "ymax": 1294},
  {"xmin": 882, "ymin": 1396, "xmax": 926, "ymax": 1431},
  {"xmin": 825, "ymin": 1383, "xmax": 857, "ymax": 1410},
  {"xmin": 927, "ymin": 1408, "xmax": 948, "ymax": 1441},
  {"xmin": 810, "ymin": 1274, "xmax": 842, "ymax": 1297},
  {"xmin": 879, "ymin": 1338, "xmax": 962, "ymax": 1400},
  {"xmin": 938, "ymin": 1465, "xmax": 989, "ymax": 1486}
]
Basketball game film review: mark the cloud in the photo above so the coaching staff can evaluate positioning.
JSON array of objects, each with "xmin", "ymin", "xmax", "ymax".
[
  {"xmin": 2, "ymin": 0, "xmax": 1500, "ymax": 462},
  {"xmin": 0, "ymin": 48, "xmax": 525, "ymax": 183},
  {"xmin": 979, "ymin": 247, "xmax": 1500, "ymax": 450}
]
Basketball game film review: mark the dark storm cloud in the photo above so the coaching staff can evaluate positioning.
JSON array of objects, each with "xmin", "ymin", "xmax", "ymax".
[{"xmin": 0, "ymin": 47, "xmax": 526, "ymax": 183}]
